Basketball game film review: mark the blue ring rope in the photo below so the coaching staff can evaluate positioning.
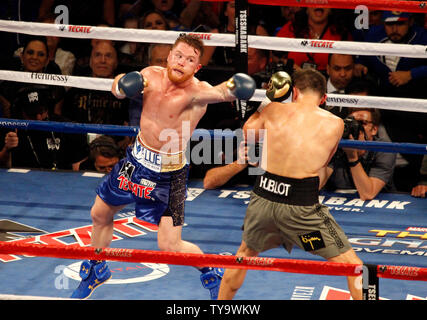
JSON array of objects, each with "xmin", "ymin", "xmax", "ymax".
[{"xmin": 0, "ymin": 118, "xmax": 425, "ymax": 154}]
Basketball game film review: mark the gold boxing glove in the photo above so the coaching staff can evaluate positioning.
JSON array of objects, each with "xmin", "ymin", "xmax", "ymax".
[{"xmin": 266, "ymin": 71, "xmax": 292, "ymax": 102}]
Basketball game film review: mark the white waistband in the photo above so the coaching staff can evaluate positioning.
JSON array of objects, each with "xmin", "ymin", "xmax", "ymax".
[{"xmin": 132, "ymin": 136, "xmax": 186, "ymax": 173}]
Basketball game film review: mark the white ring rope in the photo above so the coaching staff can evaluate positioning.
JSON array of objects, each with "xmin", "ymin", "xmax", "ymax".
[
  {"xmin": 0, "ymin": 20, "xmax": 426, "ymax": 112},
  {"xmin": 1, "ymin": 19, "xmax": 426, "ymax": 58},
  {"xmin": 1, "ymin": 70, "xmax": 426, "ymax": 113},
  {"xmin": 0, "ymin": 19, "xmax": 234, "ymax": 47}
]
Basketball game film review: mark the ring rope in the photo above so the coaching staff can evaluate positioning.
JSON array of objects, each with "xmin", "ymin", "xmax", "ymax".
[
  {"xmin": 1, "ymin": 118, "xmax": 426, "ymax": 154},
  {"xmin": 1, "ymin": 19, "xmax": 426, "ymax": 58},
  {"xmin": 212, "ymin": 0, "xmax": 427, "ymax": 13},
  {"xmin": 0, "ymin": 1, "xmax": 425, "ymax": 299},
  {"xmin": 1, "ymin": 70, "xmax": 426, "ymax": 113},
  {"xmin": 0, "ymin": 241, "xmax": 426, "ymax": 282}
]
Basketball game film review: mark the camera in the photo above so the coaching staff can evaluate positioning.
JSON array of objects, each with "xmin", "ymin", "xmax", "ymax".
[{"xmin": 342, "ymin": 116, "xmax": 364, "ymax": 139}]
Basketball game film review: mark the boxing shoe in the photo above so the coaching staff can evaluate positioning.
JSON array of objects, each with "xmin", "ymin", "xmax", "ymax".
[
  {"xmin": 70, "ymin": 260, "xmax": 111, "ymax": 299},
  {"xmin": 200, "ymin": 267, "xmax": 224, "ymax": 300}
]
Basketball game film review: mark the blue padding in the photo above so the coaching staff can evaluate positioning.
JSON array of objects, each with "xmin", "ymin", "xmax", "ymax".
[
  {"xmin": 0, "ymin": 118, "xmax": 426, "ymax": 154},
  {"xmin": 339, "ymin": 139, "xmax": 427, "ymax": 155},
  {"xmin": 0, "ymin": 118, "xmax": 138, "ymax": 136}
]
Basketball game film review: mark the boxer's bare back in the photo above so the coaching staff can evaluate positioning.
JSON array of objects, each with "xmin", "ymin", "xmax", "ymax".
[{"xmin": 245, "ymin": 98, "xmax": 344, "ymax": 179}]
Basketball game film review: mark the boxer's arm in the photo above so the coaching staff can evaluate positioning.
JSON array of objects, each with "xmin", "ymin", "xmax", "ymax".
[
  {"xmin": 318, "ymin": 166, "xmax": 333, "ymax": 189},
  {"xmin": 194, "ymin": 73, "xmax": 256, "ymax": 105},
  {"xmin": 242, "ymin": 109, "xmax": 265, "ymax": 142}
]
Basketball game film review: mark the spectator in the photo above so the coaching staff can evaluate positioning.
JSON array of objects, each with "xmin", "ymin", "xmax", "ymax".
[
  {"xmin": 248, "ymin": 48, "xmax": 270, "ymax": 85},
  {"xmin": 64, "ymin": 41, "xmax": 128, "ymax": 126},
  {"xmin": 128, "ymin": 43, "xmax": 172, "ymax": 127},
  {"xmin": 275, "ymin": 6, "xmax": 302, "ymax": 33},
  {"xmin": 118, "ymin": 15, "xmax": 141, "ymax": 68},
  {"xmin": 78, "ymin": 135, "xmax": 122, "ymax": 173},
  {"xmin": 276, "ymin": 8, "xmax": 352, "ymax": 72},
  {"xmin": 39, "ymin": 14, "xmax": 76, "ymax": 76},
  {"xmin": 324, "ymin": 53, "xmax": 356, "ymax": 118},
  {"xmin": 180, "ymin": 0, "xmax": 220, "ymax": 32},
  {"xmin": 72, "ymin": 22, "xmax": 116, "ymax": 76},
  {"xmin": 148, "ymin": 44, "xmax": 171, "ymax": 68},
  {"xmin": 352, "ymin": 10, "xmax": 384, "ymax": 42},
  {"xmin": 133, "ymin": 10, "xmax": 171, "ymax": 67},
  {"xmin": 411, "ymin": 155, "xmax": 427, "ymax": 198},
  {"xmin": 354, "ymin": 11, "xmax": 427, "ymax": 99},
  {"xmin": 12, "ymin": 15, "xmax": 76, "ymax": 78},
  {"xmin": 0, "ymin": 0, "xmax": 42, "ymax": 68},
  {"xmin": 354, "ymin": 11, "xmax": 427, "ymax": 192},
  {"xmin": 38, "ymin": 0, "xmax": 116, "ymax": 27},
  {"xmin": 63, "ymin": 41, "xmax": 130, "ymax": 149},
  {"xmin": 0, "ymin": 87, "xmax": 87, "ymax": 170},
  {"xmin": 327, "ymin": 54, "xmax": 355, "ymax": 94},
  {"xmin": 0, "ymin": 36, "xmax": 64, "ymax": 118},
  {"xmin": 140, "ymin": 9, "xmax": 170, "ymax": 30},
  {"xmin": 179, "ymin": 0, "xmax": 219, "ymax": 65},
  {"xmin": 323, "ymin": 108, "xmax": 397, "ymax": 200},
  {"xmin": 38, "ymin": 1, "xmax": 118, "ymax": 73},
  {"xmin": 150, "ymin": 0, "xmax": 186, "ymax": 31}
]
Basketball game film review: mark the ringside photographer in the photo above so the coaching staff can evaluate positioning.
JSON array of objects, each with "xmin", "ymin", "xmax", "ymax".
[{"xmin": 322, "ymin": 108, "xmax": 397, "ymax": 200}]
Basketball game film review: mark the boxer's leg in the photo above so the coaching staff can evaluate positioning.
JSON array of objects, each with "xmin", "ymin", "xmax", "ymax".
[{"xmin": 91, "ymin": 195, "xmax": 127, "ymax": 248}]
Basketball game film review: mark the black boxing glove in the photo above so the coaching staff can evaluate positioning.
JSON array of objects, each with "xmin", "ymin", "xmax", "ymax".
[
  {"xmin": 116, "ymin": 71, "xmax": 147, "ymax": 99},
  {"xmin": 226, "ymin": 73, "xmax": 256, "ymax": 101}
]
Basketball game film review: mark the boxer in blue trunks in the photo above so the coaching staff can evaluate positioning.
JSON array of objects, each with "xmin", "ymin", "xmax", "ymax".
[
  {"xmin": 97, "ymin": 134, "xmax": 189, "ymax": 227},
  {"xmin": 70, "ymin": 34, "xmax": 256, "ymax": 300}
]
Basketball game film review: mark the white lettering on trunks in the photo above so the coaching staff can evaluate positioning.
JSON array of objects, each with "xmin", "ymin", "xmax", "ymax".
[
  {"xmin": 132, "ymin": 142, "xmax": 162, "ymax": 172},
  {"xmin": 259, "ymin": 176, "xmax": 291, "ymax": 196}
]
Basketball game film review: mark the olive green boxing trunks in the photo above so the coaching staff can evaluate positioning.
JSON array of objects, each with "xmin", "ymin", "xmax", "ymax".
[{"xmin": 242, "ymin": 171, "xmax": 352, "ymax": 259}]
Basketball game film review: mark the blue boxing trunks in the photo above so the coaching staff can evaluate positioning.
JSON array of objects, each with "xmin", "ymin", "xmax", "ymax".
[{"xmin": 96, "ymin": 133, "xmax": 188, "ymax": 226}]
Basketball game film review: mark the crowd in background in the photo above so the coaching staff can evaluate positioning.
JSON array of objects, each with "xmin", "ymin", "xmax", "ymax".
[{"xmin": 0, "ymin": 0, "xmax": 426, "ymax": 198}]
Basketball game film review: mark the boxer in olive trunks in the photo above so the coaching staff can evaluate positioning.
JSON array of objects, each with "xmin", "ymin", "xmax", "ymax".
[
  {"xmin": 218, "ymin": 69, "xmax": 363, "ymax": 300},
  {"xmin": 243, "ymin": 173, "xmax": 352, "ymax": 259}
]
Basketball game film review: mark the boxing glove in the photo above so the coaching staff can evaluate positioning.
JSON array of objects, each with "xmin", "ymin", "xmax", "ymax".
[
  {"xmin": 266, "ymin": 71, "xmax": 292, "ymax": 102},
  {"xmin": 226, "ymin": 73, "xmax": 256, "ymax": 101},
  {"xmin": 117, "ymin": 71, "xmax": 147, "ymax": 99}
]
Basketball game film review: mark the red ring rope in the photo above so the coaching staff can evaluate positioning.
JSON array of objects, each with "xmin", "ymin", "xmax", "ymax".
[
  {"xmin": 1, "ymin": 241, "xmax": 426, "ymax": 281},
  {"xmin": 201, "ymin": 0, "xmax": 427, "ymax": 14}
]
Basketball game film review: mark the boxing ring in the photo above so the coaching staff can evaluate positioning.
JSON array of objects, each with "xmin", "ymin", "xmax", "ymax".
[
  {"xmin": 0, "ymin": 0, "xmax": 426, "ymax": 303},
  {"xmin": 0, "ymin": 169, "xmax": 426, "ymax": 301}
]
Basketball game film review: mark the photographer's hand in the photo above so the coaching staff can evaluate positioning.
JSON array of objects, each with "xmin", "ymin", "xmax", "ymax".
[
  {"xmin": 342, "ymin": 133, "xmax": 386, "ymax": 200},
  {"xmin": 343, "ymin": 134, "xmax": 359, "ymax": 162}
]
